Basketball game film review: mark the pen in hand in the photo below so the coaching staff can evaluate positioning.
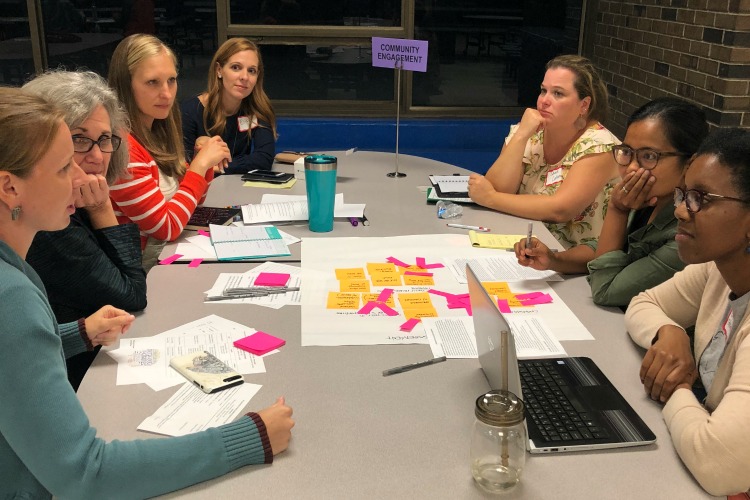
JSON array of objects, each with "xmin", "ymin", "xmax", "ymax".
[
  {"xmin": 382, "ymin": 356, "xmax": 447, "ymax": 376},
  {"xmin": 525, "ymin": 222, "xmax": 533, "ymax": 249}
]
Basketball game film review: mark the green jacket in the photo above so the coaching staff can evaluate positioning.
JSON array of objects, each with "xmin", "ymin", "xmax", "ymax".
[{"xmin": 586, "ymin": 205, "xmax": 684, "ymax": 308}]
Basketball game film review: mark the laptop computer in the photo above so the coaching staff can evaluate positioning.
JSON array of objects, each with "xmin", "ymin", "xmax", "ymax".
[{"xmin": 466, "ymin": 264, "xmax": 656, "ymax": 453}]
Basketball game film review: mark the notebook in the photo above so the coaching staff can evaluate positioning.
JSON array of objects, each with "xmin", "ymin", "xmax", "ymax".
[
  {"xmin": 208, "ymin": 224, "xmax": 290, "ymax": 261},
  {"xmin": 468, "ymin": 231, "xmax": 526, "ymax": 250},
  {"xmin": 466, "ymin": 263, "xmax": 656, "ymax": 453},
  {"xmin": 428, "ymin": 174, "xmax": 469, "ymax": 198}
]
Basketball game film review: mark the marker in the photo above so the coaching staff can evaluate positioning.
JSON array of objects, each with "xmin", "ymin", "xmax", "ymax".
[
  {"xmin": 383, "ymin": 356, "xmax": 447, "ymax": 376},
  {"xmin": 361, "ymin": 214, "xmax": 370, "ymax": 226},
  {"xmin": 349, "ymin": 217, "xmax": 359, "ymax": 227},
  {"xmin": 526, "ymin": 222, "xmax": 533, "ymax": 249},
  {"xmin": 446, "ymin": 223, "xmax": 490, "ymax": 232}
]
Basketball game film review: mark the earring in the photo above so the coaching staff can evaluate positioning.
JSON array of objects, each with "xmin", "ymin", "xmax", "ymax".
[
  {"xmin": 10, "ymin": 206, "xmax": 21, "ymax": 221},
  {"xmin": 218, "ymin": 74, "xmax": 222, "ymax": 79}
]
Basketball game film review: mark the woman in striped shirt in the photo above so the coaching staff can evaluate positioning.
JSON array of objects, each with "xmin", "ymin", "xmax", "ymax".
[{"xmin": 108, "ymin": 34, "xmax": 231, "ymax": 271}]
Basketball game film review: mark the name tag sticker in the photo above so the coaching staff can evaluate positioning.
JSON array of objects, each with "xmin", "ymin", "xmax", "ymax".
[
  {"xmin": 238, "ymin": 116, "xmax": 250, "ymax": 132},
  {"xmin": 545, "ymin": 167, "xmax": 564, "ymax": 186}
]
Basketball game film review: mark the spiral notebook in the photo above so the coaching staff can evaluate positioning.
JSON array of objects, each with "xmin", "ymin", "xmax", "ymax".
[{"xmin": 208, "ymin": 224, "xmax": 291, "ymax": 261}]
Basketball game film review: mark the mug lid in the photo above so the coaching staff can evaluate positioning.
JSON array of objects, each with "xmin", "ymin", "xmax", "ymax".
[
  {"xmin": 304, "ymin": 154, "xmax": 337, "ymax": 164},
  {"xmin": 475, "ymin": 390, "xmax": 525, "ymax": 426}
]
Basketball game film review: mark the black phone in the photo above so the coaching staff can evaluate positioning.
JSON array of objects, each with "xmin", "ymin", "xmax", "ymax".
[{"xmin": 241, "ymin": 169, "xmax": 295, "ymax": 183}]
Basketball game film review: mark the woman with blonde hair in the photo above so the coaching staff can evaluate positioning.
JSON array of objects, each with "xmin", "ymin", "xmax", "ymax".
[
  {"xmin": 182, "ymin": 37, "xmax": 277, "ymax": 174},
  {"xmin": 0, "ymin": 87, "xmax": 293, "ymax": 500},
  {"xmin": 108, "ymin": 34, "xmax": 231, "ymax": 271},
  {"xmin": 23, "ymin": 69, "xmax": 147, "ymax": 390},
  {"xmin": 468, "ymin": 55, "xmax": 620, "ymax": 250}
]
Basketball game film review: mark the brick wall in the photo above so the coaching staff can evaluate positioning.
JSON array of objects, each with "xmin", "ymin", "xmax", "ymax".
[{"xmin": 587, "ymin": 0, "xmax": 750, "ymax": 138}]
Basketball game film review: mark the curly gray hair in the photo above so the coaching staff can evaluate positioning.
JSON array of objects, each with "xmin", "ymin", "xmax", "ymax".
[{"xmin": 22, "ymin": 70, "xmax": 130, "ymax": 184}]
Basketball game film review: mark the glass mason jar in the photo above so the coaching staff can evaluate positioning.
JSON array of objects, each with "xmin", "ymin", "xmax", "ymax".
[{"xmin": 470, "ymin": 390, "xmax": 527, "ymax": 493}]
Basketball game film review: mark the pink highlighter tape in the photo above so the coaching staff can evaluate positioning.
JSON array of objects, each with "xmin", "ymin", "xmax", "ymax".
[{"xmin": 233, "ymin": 331, "xmax": 286, "ymax": 356}]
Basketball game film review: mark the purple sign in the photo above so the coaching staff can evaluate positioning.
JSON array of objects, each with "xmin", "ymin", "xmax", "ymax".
[{"xmin": 371, "ymin": 37, "xmax": 428, "ymax": 72}]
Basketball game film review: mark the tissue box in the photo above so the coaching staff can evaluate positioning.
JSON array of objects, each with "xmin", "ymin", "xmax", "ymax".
[{"xmin": 294, "ymin": 157, "xmax": 305, "ymax": 180}]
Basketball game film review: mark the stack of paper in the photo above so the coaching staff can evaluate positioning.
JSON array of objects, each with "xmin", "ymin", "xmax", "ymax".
[
  {"xmin": 209, "ymin": 224, "xmax": 290, "ymax": 260},
  {"xmin": 241, "ymin": 193, "xmax": 365, "ymax": 224},
  {"xmin": 204, "ymin": 262, "xmax": 301, "ymax": 309}
]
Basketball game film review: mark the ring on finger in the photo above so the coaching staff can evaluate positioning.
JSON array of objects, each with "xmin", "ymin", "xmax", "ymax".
[{"xmin": 621, "ymin": 187, "xmax": 629, "ymax": 194}]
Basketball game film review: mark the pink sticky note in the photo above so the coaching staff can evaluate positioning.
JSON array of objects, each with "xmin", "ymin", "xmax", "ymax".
[
  {"xmin": 415, "ymin": 257, "xmax": 427, "ymax": 268},
  {"xmin": 400, "ymin": 318, "xmax": 421, "ymax": 332},
  {"xmin": 188, "ymin": 258, "xmax": 203, "ymax": 268},
  {"xmin": 404, "ymin": 271, "xmax": 433, "ymax": 277},
  {"xmin": 519, "ymin": 294, "xmax": 553, "ymax": 305},
  {"xmin": 386, "ymin": 256, "xmax": 411, "ymax": 268},
  {"xmin": 497, "ymin": 299, "xmax": 512, "ymax": 313},
  {"xmin": 254, "ymin": 272, "xmax": 290, "ymax": 287},
  {"xmin": 197, "ymin": 230, "xmax": 210, "ymax": 237},
  {"xmin": 428, "ymin": 289, "xmax": 458, "ymax": 299},
  {"xmin": 375, "ymin": 303, "xmax": 400, "ymax": 316},
  {"xmin": 515, "ymin": 292, "xmax": 544, "ymax": 300},
  {"xmin": 358, "ymin": 301, "xmax": 377, "ymax": 314},
  {"xmin": 233, "ymin": 331, "xmax": 286, "ymax": 356},
  {"xmin": 377, "ymin": 288, "xmax": 394, "ymax": 302},
  {"xmin": 159, "ymin": 254, "xmax": 183, "ymax": 265}
]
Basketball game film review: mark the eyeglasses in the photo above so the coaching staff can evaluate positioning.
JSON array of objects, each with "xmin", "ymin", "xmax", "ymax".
[
  {"xmin": 674, "ymin": 186, "xmax": 748, "ymax": 214},
  {"xmin": 612, "ymin": 145, "xmax": 688, "ymax": 170},
  {"xmin": 72, "ymin": 134, "xmax": 122, "ymax": 154}
]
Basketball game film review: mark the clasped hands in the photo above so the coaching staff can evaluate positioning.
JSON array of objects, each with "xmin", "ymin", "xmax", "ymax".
[
  {"xmin": 194, "ymin": 136, "xmax": 231, "ymax": 174},
  {"xmin": 640, "ymin": 325, "xmax": 698, "ymax": 403},
  {"xmin": 84, "ymin": 305, "xmax": 135, "ymax": 347}
]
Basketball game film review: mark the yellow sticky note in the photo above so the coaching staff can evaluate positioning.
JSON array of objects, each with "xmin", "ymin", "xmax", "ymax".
[
  {"xmin": 336, "ymin": 268, "xmax": 366, "ymax": 280},
  {"xmin": 402, "ymin": 274, "xmax": 435, "ymax": 286},
  {"xmin": 326, "ymin": 292, "xmax": 360, "ymax": 309},
  {"xmin": 363, "ymin": 293, "xmax": 395, "ymax": 307},
  {"xmin": 366, "ymin": 262, "xmax": 397, "ymax": 275},
  {"xmin": 370, "ymin": 272, "xmax": 402, "ymax": 287},
  {"xmin": 403, "ymin": 308, "xmax": 438, "ymax": 319},
  {"xmin": 339, "ymin": 279, "xmax": 371, "ymax": 293},
  {"xmin": 397, "ymin": 292, "xmax": 434, "ymax": 309},
  {"xmin": 483, "ymin": 282, "xmax": 512, "ymax": 295},
  {"xmin": 494, "ymin": 294, "xmax": 524, "ymax": 307},
  {"xmin": 398, "ymin": 265, "xmax": 424, "ymax": 275}
]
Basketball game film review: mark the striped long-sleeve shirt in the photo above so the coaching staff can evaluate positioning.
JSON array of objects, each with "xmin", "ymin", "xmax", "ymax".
[{"xmin": 110, "ymin": 134, "xmax": 213, "ymax": 249}]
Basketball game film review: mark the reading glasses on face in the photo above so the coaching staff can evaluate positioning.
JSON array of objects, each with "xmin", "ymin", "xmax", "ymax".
[
  {"xmin": 72, "ymin": 134, "xmax": 122, "ymax": 154},
  {"xmin": 673, "ymin": 186, "xmax": 748, "ymax": 214},
  {"xmin": 612, "ymin": 145, "xmax": 688, "ymax": 170}
]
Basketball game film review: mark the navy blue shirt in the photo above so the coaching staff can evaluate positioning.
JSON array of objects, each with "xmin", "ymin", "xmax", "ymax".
[{"xmin": 181, "ymin": 96, "xmax": 275, "ymax": 174}]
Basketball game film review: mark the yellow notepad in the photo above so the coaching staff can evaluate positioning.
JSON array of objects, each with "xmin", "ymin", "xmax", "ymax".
[{"xmin": 468, "ymin": 231, "xmax": 526, "ymax": 250}]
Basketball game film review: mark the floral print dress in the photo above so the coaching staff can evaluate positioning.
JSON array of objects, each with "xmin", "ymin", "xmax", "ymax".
[{"xmin": 505, "ymin": 122, "xmax": 620, "ymax": 249}]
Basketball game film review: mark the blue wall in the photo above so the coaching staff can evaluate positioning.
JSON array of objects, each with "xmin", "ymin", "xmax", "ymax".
[{"xmin": 275, "ymin": 118, "xmax": 514, "ymax": 173}]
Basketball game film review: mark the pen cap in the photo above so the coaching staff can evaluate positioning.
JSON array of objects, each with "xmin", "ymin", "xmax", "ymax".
[{"xmin": 304, "ymin": 155, "xmax": 337, "ymax": 232}]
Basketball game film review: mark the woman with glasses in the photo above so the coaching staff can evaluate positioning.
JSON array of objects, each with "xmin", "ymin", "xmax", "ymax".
[
  {"xmin": 0, "ymin": 89, "xmax": 294, "ymax": 499},
  {"xmin": 181, "ymin": 38, "xmax": 277, "ymax": 175},
  {"xmin": 468, "ymin": 55, "xmax": 620, "ymax": 250},
  {"xmin": 22, "ymin": 70, "xmax": 147, "ymax": 390},
  {"xmin": 108, "ymin": 34, "xmax": 232, "ymax": 272},
  {"xmin": 515, "ymin": 98, "xmax": 708, "ymax": 307},
  {"xmin": 625, "ymin": 128, "xmax": 750, "ymax": 496}
]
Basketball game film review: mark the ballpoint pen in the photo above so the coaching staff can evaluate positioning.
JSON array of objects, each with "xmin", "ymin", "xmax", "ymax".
[
  {"xmin": 223, "ymin": 286, "xmax": 299, "ymax": 295},
  {"xmin": 382, "ymin": 356, "xmax": 447, "ymax": 376},
  {"xmin": 525, "ymin": 222, "xmax": 533, "ymax": 249},
  {"xmin": 446, "ymin": 223, "xmax": 490, "ymax": 232}
]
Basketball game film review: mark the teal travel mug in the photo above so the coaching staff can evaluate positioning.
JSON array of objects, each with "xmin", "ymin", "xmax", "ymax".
[{"xmin": 304, "ymin": 155, "xmax": 337, "ymax": 232}]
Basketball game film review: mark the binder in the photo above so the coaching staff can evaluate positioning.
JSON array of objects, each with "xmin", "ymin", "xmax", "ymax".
[{"xmin": 208, "ymin": 224, "xmax": 291, "ymax": 261}]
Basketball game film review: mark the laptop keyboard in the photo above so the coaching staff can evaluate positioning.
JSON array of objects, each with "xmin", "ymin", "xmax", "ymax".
[{"xmin": 520, "ymin": 361, "xmax": 610, "ymax": 443}]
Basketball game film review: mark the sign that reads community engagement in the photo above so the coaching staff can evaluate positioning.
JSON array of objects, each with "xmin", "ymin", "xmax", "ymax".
[{"xmin": 371, "ymin": 37, "xmax": 428, "ymax": 72}]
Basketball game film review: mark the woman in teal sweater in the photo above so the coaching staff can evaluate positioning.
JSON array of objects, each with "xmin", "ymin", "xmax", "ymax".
[
  {"xmin": 0, "ymin": 88, "xmax": 294, "ymax": 498},
  {"xmin": 514, "ymin": 98, "xmax": 708, "ymax": 308}
]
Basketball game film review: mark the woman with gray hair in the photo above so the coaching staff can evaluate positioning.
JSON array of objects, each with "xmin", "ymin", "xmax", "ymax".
[{"xmin": 23, "ymin": 70, "xmax": 147, "ymax": 391}]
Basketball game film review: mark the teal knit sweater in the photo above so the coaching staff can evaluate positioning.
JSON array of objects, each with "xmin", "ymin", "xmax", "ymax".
[{"xmin": 0, "ymin": 241, "xmax": 272, "ymax": 499}]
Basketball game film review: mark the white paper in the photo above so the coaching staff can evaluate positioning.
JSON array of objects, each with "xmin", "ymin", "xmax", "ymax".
[
  {"xmin": 241, "ymin": 193, "xmax": 365, "ymax": 223},
  {"xmin": 206, "ymin": 263, "xmax": 302, "ymax": 307},
  {"xmin": 107, "ymin": 315, "xmax": 267, "ymax": 390},
  {"xmin": 444, "ymin": 255, "xmax": 563, "ymax": 283},
  {"xmin": 429, "ymin": 175, "xmax": 469, "ymax": 193},
  {"xmin": 423, "ymin": 314, "xmax": 567, "ymax": 360},
  {"xmin": 137, "ymin": 382, "xmax": 262, "ymax": 436}
]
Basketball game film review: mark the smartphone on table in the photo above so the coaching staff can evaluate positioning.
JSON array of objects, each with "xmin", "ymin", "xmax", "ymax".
[{"xmin": 170, "ymin": 350, "xmax": 244, "ymax": 394}]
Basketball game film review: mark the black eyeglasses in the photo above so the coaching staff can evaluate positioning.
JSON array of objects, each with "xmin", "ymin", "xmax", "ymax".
[
  {"xmin": 72, "ymin": 134, "xmax": 122, "ymax": 154},
  {"xmin": 674, "ymin": 186, "xmax": 748, "ymax": 214},
  {"xmin": 612, "ymin": 145, "xmax": 688, "ymax": 170}
]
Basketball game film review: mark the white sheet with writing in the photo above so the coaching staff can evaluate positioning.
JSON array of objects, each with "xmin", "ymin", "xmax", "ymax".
[
  {"xmin": 137, "ymin": 382, "xmax": 262, "ymax": 436},
  {"xmin": 422, "ymin": 314, "xmax": 567, "ymax": 359},
  {"xmin": 444, "ymin": 255, "xmax": 563, "ymax": 283}
]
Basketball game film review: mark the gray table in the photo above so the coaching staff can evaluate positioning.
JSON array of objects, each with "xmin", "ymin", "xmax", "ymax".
[{"xmin": 79, "ymin": 152, "xmax": 712, "ymax": 499}]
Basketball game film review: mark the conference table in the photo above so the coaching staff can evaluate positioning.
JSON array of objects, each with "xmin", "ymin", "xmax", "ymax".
[{"xmin": 78, "ymin": 152, "xmax": 712, "ymax": 499}]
